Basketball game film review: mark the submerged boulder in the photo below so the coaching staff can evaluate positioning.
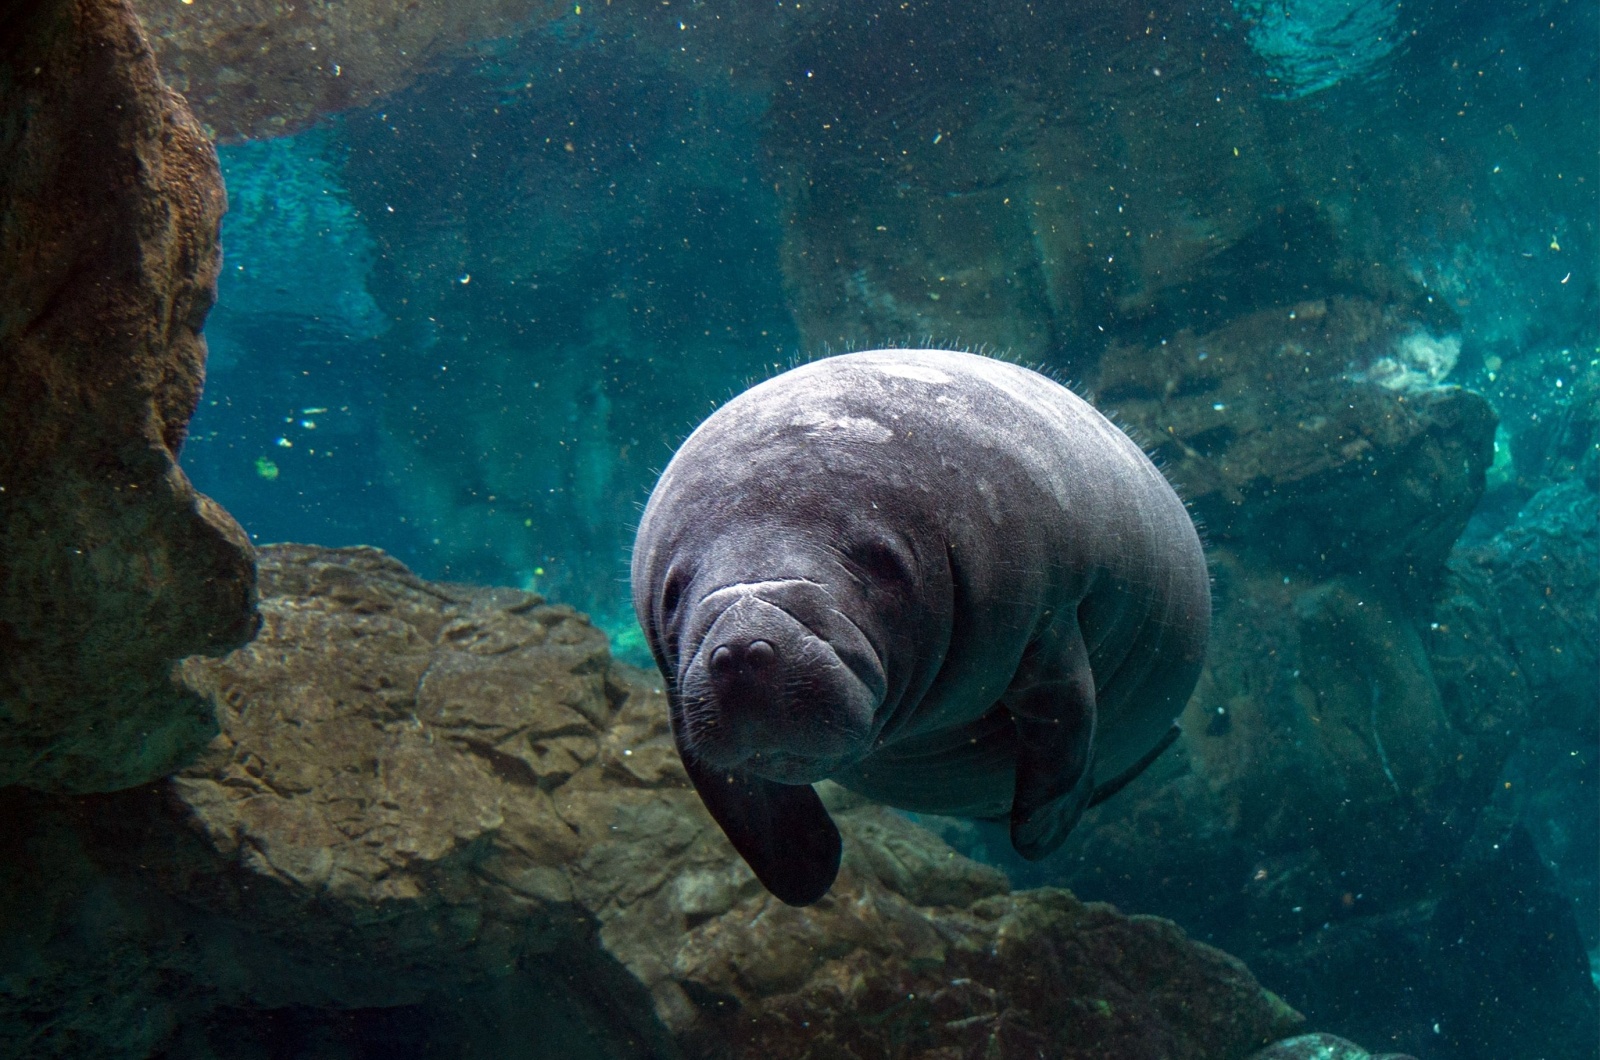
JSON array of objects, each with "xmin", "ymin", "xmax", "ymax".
[
  {"xmin": 1427, "ymin": 478, "xmax": 1600, "ymax": 960},
  {"xmin": 0, "ymin": 0, "xmax": 257, "ymax": 792},
  {"xmin": 2, "ymin": 544, "xmax": 1308, "ymax": 1058}
]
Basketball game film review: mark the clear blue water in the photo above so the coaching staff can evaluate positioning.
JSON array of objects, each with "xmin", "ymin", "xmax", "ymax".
[{"xmin": 170, "ymin": 0, "xmax": 1596, "ymax": 1054}]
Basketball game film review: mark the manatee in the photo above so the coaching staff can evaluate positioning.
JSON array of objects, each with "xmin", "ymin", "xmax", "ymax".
[{"xmin": 631, "ymin": 349, "xmax": 1210, "ymax": 906}]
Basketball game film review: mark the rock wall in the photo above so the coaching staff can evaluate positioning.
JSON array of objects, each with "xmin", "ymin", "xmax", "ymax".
[
  {"xmin": 1098, "ymin": 299, "xmax": 1494, "ymax": 589},
  {"xmin": 0, "ymin": 0, "xmax": 257, "ymax": 792}
]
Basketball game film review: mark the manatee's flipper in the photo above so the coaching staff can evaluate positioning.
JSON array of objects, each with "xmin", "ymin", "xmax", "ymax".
[
  {"xmin": 681, "ymin": 754, "xmax": 841, "ymax": 906},
  {"xmin": 1004, "ymin": 616, "xmax": 1098, "ymax": 861},
  {"xmin": 1088, "ymin": 722, "xmax": 1181, "ymax": 808}
]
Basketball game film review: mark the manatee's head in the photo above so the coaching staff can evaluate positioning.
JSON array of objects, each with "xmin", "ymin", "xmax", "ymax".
[{"xmin": 635, "ymin": 525, "xmax": 935, "ymax": 785}]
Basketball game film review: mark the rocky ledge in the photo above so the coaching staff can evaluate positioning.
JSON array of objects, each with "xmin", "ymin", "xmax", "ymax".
[{"xmin": 3, "ymin": 543, "xmax": 1310, "ymax": 1058}]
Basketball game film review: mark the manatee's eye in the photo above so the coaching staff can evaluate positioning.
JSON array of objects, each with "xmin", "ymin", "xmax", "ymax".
[
  {"xmin": 661, "ymin": 566, "xmax": 689, "ymax": 620},
  {"xmin": 848, "ymin": 536, "xmax": 914, "ymax": 590}
]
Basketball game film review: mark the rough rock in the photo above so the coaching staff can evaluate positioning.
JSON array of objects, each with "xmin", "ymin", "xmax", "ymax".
[
  {"xmin": 675, "ymin": 883, "xmax": 1303, "ymax": 1060},
  {"xmin": 1425, "ymin": 825, "xmax": 1600, "ymax": 1060},
  {"xmin": 767, "ymin": 0, "xmax": 1595, "ymax": 373},
  {"xmin": 1097, "ymin": 298, "xmax": 1496, "ymax": 588},
  {"xmin": 0, "ymin": 544, "xmax": 1308, "ymax": 1058},
  {"xmin": 0, "ymin": 0, "xmax": 258, "ymax": 792},
  {"xmin": 1020, "ymin": 479, "xmax": 1600, "ymax": 1060},
  {"xmin": 1427, "ymin": 478, "xmax": 1600, "ymax": 953},
  {"xmin": 1184, "ymin": 556, "xmax": 1476, "ymax": 869}
]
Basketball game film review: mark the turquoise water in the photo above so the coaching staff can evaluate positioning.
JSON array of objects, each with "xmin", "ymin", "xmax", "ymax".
[{"xmin": 174, "ymin": 0, "xmax": 1596, "ymax": 1055}]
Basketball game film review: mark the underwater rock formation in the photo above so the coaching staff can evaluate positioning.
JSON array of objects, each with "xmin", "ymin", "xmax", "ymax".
[
  {"xmin": 1098, "ymin": 297, "xmax": 1495, "ymax": 589},
  {"xmin": 1242, "ymin": 820, "xmax": 1600, "ymax": 1060},
  {"xmin": 767, "ymin": 0, "xmax": 1595, "ymax": 375},
  {"xmin": 1, "ymin": 544, "xmax": 1308, "ymax": 1058},
  {"xmin": 1428, "ymin": 476, "xmax": 1600, "ymax": 955},
  {"xmin": 127, "ymin": 0, "xmax": 828, "ymax": 142},
  {"xmin": 1194, "ymin": 478, "xmax": 1600, "ymax": 1060},
  {"xmin": 0, "ymin": 0, "xmax": 257, "ymax": 792}
]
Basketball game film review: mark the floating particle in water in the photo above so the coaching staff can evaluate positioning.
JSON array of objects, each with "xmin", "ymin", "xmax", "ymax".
[{"xmin": 254, "ymin": 457, "xmax": 280, "ymax": 481}]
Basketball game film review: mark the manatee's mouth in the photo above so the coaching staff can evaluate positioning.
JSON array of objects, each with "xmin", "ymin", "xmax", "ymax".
[
  {"xmin": 672, "ymin": 691, "xmax": 855, "ymax": 783},
  {"xmin": 672, "ymin": 584, "xmax": 884, "ymax": 778}
]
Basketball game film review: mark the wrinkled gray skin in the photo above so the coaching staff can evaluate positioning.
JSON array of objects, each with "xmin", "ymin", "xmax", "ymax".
[{"xmin": 632, "ymin": 349, "xmax": 1210, "ymax": 905}]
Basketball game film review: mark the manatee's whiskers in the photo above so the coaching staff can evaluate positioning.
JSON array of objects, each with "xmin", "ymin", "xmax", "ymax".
[{"xmin": 672, "ymin": 687, "xmax": 721, "ymax": 755}]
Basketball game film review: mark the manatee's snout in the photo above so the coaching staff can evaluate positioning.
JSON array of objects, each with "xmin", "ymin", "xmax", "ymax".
[{"xmin": 676, "ymin": 585, "xmax": 882, "ymax": 783}]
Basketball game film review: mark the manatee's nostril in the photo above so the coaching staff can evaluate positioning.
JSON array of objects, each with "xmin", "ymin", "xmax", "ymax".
[
  {"xmin": 747, "ymin": 639, "xmax": 775, "ymax": 668},
  {"xmin": 709, "ymin": 639, "xmax": 777, "ymax": 679}
]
